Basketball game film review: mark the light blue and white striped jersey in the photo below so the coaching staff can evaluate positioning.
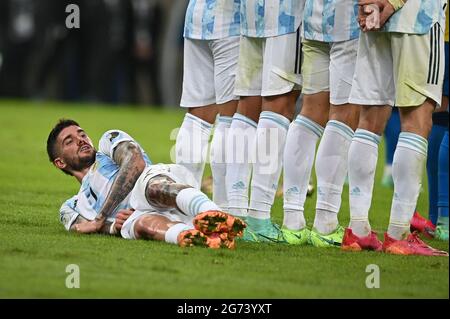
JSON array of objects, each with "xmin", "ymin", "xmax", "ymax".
[
  {"xmin": 240, "ymin": 0, "xmax": 306, "ymax": 38},
  {"xmin": 302, "ymin": 0, "xmax": 359, "ymax": 42},
  {"xmin": 184, "ymin": 0, "xmax": 241, "ymax": 40},
  {"xmin": 59, "ymin": 130, "xmax": 152, "ymax": 231},
  {"xmin": 383, "ymin": 0, "xmax": 447, "ymax": 34}
]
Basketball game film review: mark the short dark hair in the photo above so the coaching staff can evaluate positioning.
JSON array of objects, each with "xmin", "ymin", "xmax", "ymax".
[{"xmin": 47, "ymin": 119, "xmax": 80, "ymax": 163}]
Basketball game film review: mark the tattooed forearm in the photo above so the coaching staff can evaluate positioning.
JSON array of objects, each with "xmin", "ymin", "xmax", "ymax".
[
  {"xmin": 95, "ymin": 142, "xmax": 145, "ymax": 223},
  {"xmin": 70, "ymin": 215, "xmax": 116, "ymax": 235},
  {"xmin": 145, "ymin": 175, "xmax": 191, "ymax": 210}
]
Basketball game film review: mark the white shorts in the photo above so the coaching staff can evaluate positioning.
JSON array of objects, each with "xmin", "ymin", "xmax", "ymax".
[
  {"xmin": 234, "ymin": 30, "xmax": 302, "ymax": 97},
  {"xmin": 121, "ymin": 164, "xmax": 197, "ymax": 239},
  {"xmin": 349, "ymin": 24, "xmax": 445, "ymax": 108},
  {"xmin": 302, "ymin": 38, "xmax": 358, "ymax": 105},
  {"xmin": 180, "ymin": 37, "xmax": 240, "ymax": 107}
]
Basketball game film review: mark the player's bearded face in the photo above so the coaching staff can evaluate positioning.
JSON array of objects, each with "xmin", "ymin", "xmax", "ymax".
[
  {"xmin": 58, "ymin": 126, "xmax": 97, "ymax": 173},
  {"xmin": 67, "ymin": 143, "xmax": 96, "ymax": 172}
]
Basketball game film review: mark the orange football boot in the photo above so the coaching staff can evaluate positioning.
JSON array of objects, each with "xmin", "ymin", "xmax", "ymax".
[
  {"xmin": 341, "ymin": 228, "xmax": 383, "ymax": 252},
  {"xmin": 383, "ymin": 232, "xmax": 448, "ymax": 256},
  {"xmin": 193, "ymin": 210, "xmax": 246, "ymax": 239}
]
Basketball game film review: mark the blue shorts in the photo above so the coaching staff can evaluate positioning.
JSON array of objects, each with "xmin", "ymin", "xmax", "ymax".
[{"xmin": 444, "ymin": 42, "xmax": 449, "ymax": 97}]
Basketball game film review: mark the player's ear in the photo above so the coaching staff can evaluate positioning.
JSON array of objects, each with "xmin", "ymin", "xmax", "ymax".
[{"xmin": 54, "ymin": 157, "xmax": 67, "ymax": 170}]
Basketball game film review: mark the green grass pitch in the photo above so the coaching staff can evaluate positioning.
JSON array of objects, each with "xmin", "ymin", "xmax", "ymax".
[{"xmin": 0, "ymin": 100, "xmax": 448, "ymax": 298}]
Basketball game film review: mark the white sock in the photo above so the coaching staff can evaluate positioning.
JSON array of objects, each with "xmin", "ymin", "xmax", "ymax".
[
  {"xmin": 283, "ymin": 115, "xmax": 324, "ymax": 230},
  {"xmin": 249, "ymin": 111, "xmax": 290, "ymax": 220},
  {"xmin": 283, "ymin": 210, "xmax": 307, "ymax": 231},
  {"xmin": 313, "ymin": 120, "xmax": 354, "ymax": 234},
  {"xmin": 165, "ymin": 223, "xmax": 193, "ymax": 245},
  {"xmin": 225, "ymin": 113, "xmax": 257, "ymax": 218},
  {"xmin": 175, "ymin": 188, "xmax": 220, "ymax": 217},
  {"xmin": 210, "ymin": 116, "xmax": 232, "ymax": 210},
  {"xmin": 348, "ymin": 129, "xmax": 381, "ymax": 237},
  {"xmin": 176, "ymin": 113, "xmax": 213, "ymax": 189},
  {"xmin": 313, "ymin": 209, "xmax": 339, "ymax": 235},
  {"xmin": 388, "ymin": 132, "xmax": 428, "ymax": 240}
]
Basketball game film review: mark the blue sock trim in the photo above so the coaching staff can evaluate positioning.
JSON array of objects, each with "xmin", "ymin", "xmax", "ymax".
[
  {"xmin": 185, "ymin": 113, "xmax": 213, "ymax": 129},
  {"xmin": 259, "ymin": 111, "xmax": 290, "ymax": 131},
  {"xmin": 189, "ymin": 195, "xmax": 208, "ymax": 215},
  {"xmin": 327, "ymin": 120, "xmax": 354, "ymax": 140},
  {"xmin": 294, "ymin": 115, "xmax": 324, "ymax": 138},
  {"xmin": 218, "ymin": 116, "xmax": 233, "ymax": 124},
  {"xmin": 354, "ymin": 129, "xmax": 381, "ymax": 146},
  {"xmin": 398, "ymin": 132, "xmax": 428, "ymax": 155},
  {"xmin": 233, "ymin": 113, "xmax": 258, "ymax": 128}
]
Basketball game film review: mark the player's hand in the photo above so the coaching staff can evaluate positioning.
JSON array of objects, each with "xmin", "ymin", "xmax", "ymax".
[
  {"xmin": 74, "ymin": 220, "xmax": 104, "ymax": 234},
  {"xmin": 358, "ymin": 0, "xmax": 396, "ymax": 31},
  {"xmin": 113, "ymin": 208, "xmax": 135, "ymax": 232}
]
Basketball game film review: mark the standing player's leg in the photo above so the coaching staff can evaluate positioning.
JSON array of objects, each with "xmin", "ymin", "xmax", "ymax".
[
  {"xmin": 344, "ymin": 31, "xmax": 393, "ymax": 251},
  {"xmin": 226, "ymin": 36, "xmax": 263, "ymax": 220},
  {"xmin": 209, "ymin": 37, "xmax": 240, "ymax": 210},
  {"xmin": 247, "ymin": 30, "xmax": 302, "ymax": 242},
  {"xmin": 382, "ymin": 108, "xmax": 400, "ymax": 188},
  {"xmin": 426, "ymin": 111, "xmax": 448, "ymax": 225},
  {"xmin": 310, "ymin": 39, "xmax": 360, "ymax": 247},
  {"xmin": 176, "ymin": 39, "xmax": 218, "ymax": 189},
  {"xmin": 436, "ymin": 131, "xmax": 449, "ymax": 240},
  {"xmin": 382, "ymin": 29, "xmax": 447, "ymax": 256},
  {"xmin": 436, "ymin": 38, "xmax": 449, "ymax": 241},
  {"xmin": 282, "ymin": 39, "xmax": 328, "ymax": 243}
]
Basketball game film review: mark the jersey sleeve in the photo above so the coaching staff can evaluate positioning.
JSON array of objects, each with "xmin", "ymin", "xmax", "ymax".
[
  {"xmin": 98, "ymin": 130, "xmax": 138, "ymax": 159},
  {"xmin": 98, "ymin": 130, "xmax": 152, "ymax": 165},
  {"xmin": 60, "ymin": 196, "xmax": 81, "ymax": 231}
]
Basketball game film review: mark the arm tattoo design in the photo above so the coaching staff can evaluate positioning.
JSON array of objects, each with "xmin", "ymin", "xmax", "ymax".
[
  {"xmin": 145, "ymin": 175, "xmax": 191, "ymax": 210},
  {"xmin": 95, "ymin": 141, "xmax": 145, "ymax": 223},
  {"xmin": 70, "ymin": 215, "xmax": 116, "ymax": 235}
]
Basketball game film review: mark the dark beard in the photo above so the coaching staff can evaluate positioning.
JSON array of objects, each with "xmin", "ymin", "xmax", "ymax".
[{"xmin": 70, "ymin": 151, "xmax": 96, "ymax": 172}]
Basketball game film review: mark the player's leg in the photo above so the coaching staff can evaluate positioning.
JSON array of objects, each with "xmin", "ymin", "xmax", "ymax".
[
  {"xmin": 226, "ymin": 36, "xmax": 263, "ymax": 219},
  {"xmin": 427, "ymin": 39, "xmax": 449, "ymax": 226},
  {"xmin": 209, "ymin": 37, "xmax": 240, "ymax": 210},
  {"xmin": 145, "ymin": 175, "xmax": 220, "ymax": 215},
  {"xmin": 176, "ymin": 39, "xmax": 217, "ymax": 189},
  {"xmin": 426, "ymin": 112, "xmax": 448, "ymax": 225},
  {"xmin": 145, "ymin": 171, "xmax": 245, "ymax": 237},
  {"xmin": 247, "ymin": 30, "xmax": 302, "ymax": 242},
  {"xmin": 311, "ymin": 39, "xmax": 360, "ymax": 247},
  {"xmin": 382, "ymin": 108, "xmax": 400, "ymax": 188},
  {"xmin": 131, "ymin": 213, "xmax": 229, "ymax": 249},
  {"xmin": 436, "ymin": 40, "xmax": 449, "ymax": 241},
  {"xmin": 343, "ymin": 31, "xmax": 394, "ymax": 251},
  {"xmin": 282, "ymin": 39, "xmax": 328, "ymax": 244},
  {"xmin": 383, "ymin": 28, "xmax": 448, "ymax": 256},
  {"xmin": 436, "ymin": 131, "xmax": 449, "ymax": 240}
]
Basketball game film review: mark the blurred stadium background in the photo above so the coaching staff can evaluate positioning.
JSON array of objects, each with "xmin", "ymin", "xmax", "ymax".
[{"xmin": 0, "ymin": 0, "xmax": 187, "ymax": 107}]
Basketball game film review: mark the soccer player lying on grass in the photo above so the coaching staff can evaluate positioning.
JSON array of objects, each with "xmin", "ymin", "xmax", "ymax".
[{"xmin": 46, "ymin": 119, "xmax": 245, "ymax": 249}]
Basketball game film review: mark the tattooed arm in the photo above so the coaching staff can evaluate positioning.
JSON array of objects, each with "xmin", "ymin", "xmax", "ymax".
[
  {"xmin": 70, "ymin": 209, "xmax": 135, "ymax": 235},
  {"xmin": 74, "ymin": 142, "xmax": 146, "ymax": 234},
  {"xmin": 70, "ymin": 215, "xmax": 116, "ymax": 235}
]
